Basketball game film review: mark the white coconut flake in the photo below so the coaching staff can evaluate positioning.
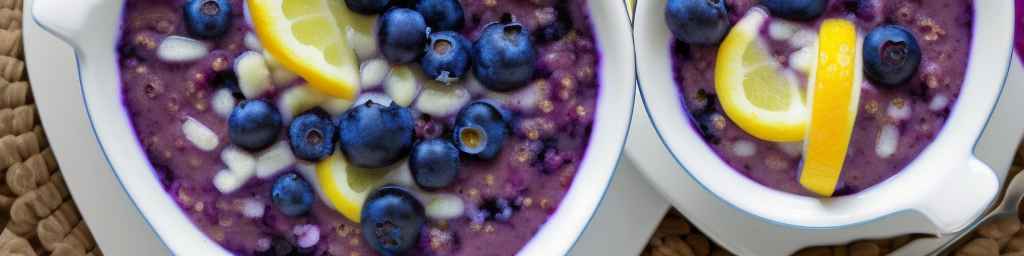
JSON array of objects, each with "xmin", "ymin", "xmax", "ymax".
[
  {"xmin": 264, "ymin": 52, "xmax": 299, "ymax": 85},
  {"xmin": 214, "ymin": 170, "xmax": 245, "ymax": 194},
  {"xmin": 732, "ymin": 140, "xmax": 757, "ymax": 157},
  {"xmin": 244, "ymin": 32, "xmax": 262, "ymax": 51},
  {"xmin": 183, "ymin": 117, "xmax": 219, "ymax": 151},
  {"xmin": 361, "ymin": 58, "xmax": 390, "ymax": 89},
  {"xmin": 293, "ymin": 224, "xmax": 320, "ymax": 248},
  {"xmin": 887, "ymin": 101, "xmax": 912, "ymax": 121},
  {"xmin": 256, "ymin": 238, "xmax": 271, "ymax": 252},
  {"xmin": 777, "ymin": 142, "xmax": 803, "ymax": 157},
  {"xmin": 256, "ymin": 142, "xmax": 296, "ymax": 178},
  {"xmin": 427, "ymin": 194, "xmax": 465, "ymax": 220},
  {"xmin": 414, "ymin": 81, "xmax": 471, "ymax": 117},
  {"xmin": 768, "ymin": 20, "xmax": 799, "ymax": 41},
  {"xmin": 157, "ymin": 36, "xmax": 209, "ymax": 63},
  {"xmin": 930, "ymin": 94, "xmax": 949, "ymax": 111},
  {"xmin": 789, "ymin": 44, "xmax": 817, "ymax": 74},
  {"xmin": 492, "ymin": 82, "xmax": 545, "ymax": 113},
  {"xmin": 236, "ymin": 51, "xmax": 273, "ymax": 98},
  {"xmin": 222, "ymin": 146, "xmax": 256, "ymax": 178},
  {"xmin": 384, "ymin": 66, "xmax": 420, "ymax": 107},
  {"xmin": 876, "ymin": 124, "xmax": 899, "ymax": 158},
  {"xmin": 789, "ymin": 30, "xmax": 818, "ymax": 48},
  {"xmin": 348, "ymin": 27, "xmax": 379, "ymax": 60},
  {"xmin": 355, "ymin": 92, "xmax": 395, "ymax": 107},
  {"xmin": 241, "ymin": 198, "xmax": 265, "ymax": 218},
  {"xmin": 321, "ymin": 98, "xmax": 354, "ymax": 116},
  {"xmin": 212, "ymin": 88, "xmax": 237, "ymax": 118},
  {"xmin": 278, "ymin": 85, "xmax": 328, "ymax": 121}
]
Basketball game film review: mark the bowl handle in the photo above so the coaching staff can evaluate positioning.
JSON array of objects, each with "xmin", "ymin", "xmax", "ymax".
[
  {"xmin": 32, "ymin": 0, "xmax": 102, "ymax": 48},
  {"xmin": 914, "ymin": 156, "xmax": 999, "ymax": 234}
]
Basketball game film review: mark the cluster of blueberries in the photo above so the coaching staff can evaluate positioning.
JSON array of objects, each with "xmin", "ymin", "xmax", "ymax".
[
  {"xmin": 365, "ymin": 0, "xmax": 538, "ymax": 91},
  {"xmin": 665, "ymin": 0, "xmax": 922, "ymax": 89},
  {"xmin": 229, "ymin": 91, "xmax": 510, "ymax": 255},
  {"xmin": 183, "ymin": 0, "xmax": 556, "ymax": 254}
]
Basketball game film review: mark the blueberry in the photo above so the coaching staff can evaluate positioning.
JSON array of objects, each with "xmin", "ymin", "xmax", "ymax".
[
  {"xmin": 288, "ymin": 110, "xmax": 337, "ymax": 161},
  {"xmin": 409, "ymin": 139, "xmax": 460, "ymax": 190},
  {"xmin": 361, "ymin": 185, "xmax": 426, "ymax": 256},
  {"xmin": 472, "ymin": 22, "xmax": 537, "ymax": 92},
  {"xmin": 229, "ymin": 100, "xmax": 283, "ymax": 151},
  {"xmin": 477, "ymin": 198, "xmax": 518, "ymax": 222},
  {"xmin": 454, "ymin": 101, "xmax": 508, "ymax": 159},
  {"xmin": 378, "ymin": 8, "xmax": 429, "ymax": 64},
  {"xmin": 338, "ymin": 101, "xmax": 415, "ymax": 168},
  {"xmin": 183, "ymin": 0, "xmax": 233, "ymax": 39},
  {"xmin": 421, "ymin": 31, "xmax": 472, "ymax": 84},
  {"xmin": 863, "ymin": 25, "xmax": 921, "ymax": 89},
  {"xmin": 271, "ymin": 173, "xmax": 315, "ymax": 217},
  {"xmin": 760, "ymin": 0, "xmax": 827, "ymax": 21},
  {"xmin": 664, "ymin": 0, "xmax": 730, "ymax": 45},
  {"xmin": 415, "ymin": 0, "xmax": 465, "ymax": 31},
  {"xmin": 345, "ymin": 0, "xmax": 391, "ymax": 14}
]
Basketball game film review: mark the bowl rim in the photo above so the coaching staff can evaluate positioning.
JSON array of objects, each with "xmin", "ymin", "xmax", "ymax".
[
  {"xmin": 31, "ymin": 0, "xmax": 637, "ymax": 255},
  {"xmin": 634, "ymin": 0, "xmax": 1010, "ymax": 229}
]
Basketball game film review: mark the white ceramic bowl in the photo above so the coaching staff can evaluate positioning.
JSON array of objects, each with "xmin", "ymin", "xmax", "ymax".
[
  {"xmin": 636, "ymin": 0, "xmax": 1010, "ymax": 237},
  {"xmin": 31, "ymin": 0, "xmax": 636, "ymax": 255}
]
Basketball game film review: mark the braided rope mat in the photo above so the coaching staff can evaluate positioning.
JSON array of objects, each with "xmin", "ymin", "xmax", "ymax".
[
  {"xmin": 0, "ymin": 1, "xmax": 102, "ymax": 255},
  {"xmin": 643, "ymin": 142, "xmax": 1024, "ymax": 256}
]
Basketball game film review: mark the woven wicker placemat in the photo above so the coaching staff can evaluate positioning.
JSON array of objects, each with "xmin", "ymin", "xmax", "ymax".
[
  {"xmin": 643, "ymin": 143, "xmax": 1024, "ymax": 256},
  {"xmin": 0, "ymin": 1, "xmax": 102, "ymax": 255}
]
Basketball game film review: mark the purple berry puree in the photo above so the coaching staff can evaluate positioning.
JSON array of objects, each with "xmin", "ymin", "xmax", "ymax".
[
  {"xmin": 116, "ymin": 0, "xmax": 600, "ymax": 255},
  {"xmin": 1017, "ymin": 0, "xmax": 1024, "ymax": 58},
  {"xmin": 672, "ymin": 0, "xmax": 973, "ymax": 196}
]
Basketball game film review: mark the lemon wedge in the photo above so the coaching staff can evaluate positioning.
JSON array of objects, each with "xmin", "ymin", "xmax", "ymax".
[
  {"xmin": 316, "ymin": 151, "xmax": 416, "ymax": 222},
  {"xmin": 248, "ymin": 0, "xmax": 364, "ymax": 99},
  {"xmin": 715, "ymin": 8, "xmax": 808, "ymax": 142},
  {"xmin": 799, "ymin": 19, "xmax": 862, "ymax": 197}
]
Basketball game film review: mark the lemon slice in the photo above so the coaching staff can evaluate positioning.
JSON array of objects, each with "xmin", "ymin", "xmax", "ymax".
[
  {"xmin": 248, "ymin": 0, "xmax": 364, "ymax": 99},
  {"xmin": 317, "ymin": 152, "xmax": 381, "ymax": 222},
  {"xmin": 799, "ymin": 19, "xmax": 862, "ymax": 197},
  {"xmin": 715, "ymin": 8, "xmax": 808, "ymax": 142}
]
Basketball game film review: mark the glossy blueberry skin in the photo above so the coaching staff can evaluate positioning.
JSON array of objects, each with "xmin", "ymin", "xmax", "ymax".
[
  {"xmin": 378, "ymin": 8, "xmax": 429, "ymax": 64},
  {"xmin": 337, "ymin": 102, "xmax": 415, "ymax": 169},
  {"xmin": 271, "ymin": 173, "xmax": 315, "ymax": 217},
  {"xmin": 472, "ymin": 22, "xmax": 537, "ymax": 92},
  {"xmin": 288, "ymin": 110, "xmax": 337, "ymax": 161},
  {"xmin": 863, "ymin": 25, "xmax": 921, "ymax": 89},
  {"xmin": 664, "ymin": 0, "xmax": 730, "ymax": 45},
  {"xmin": 454, "ymin": 101, "xmax": 508, "ymax": 160},
  {"xmin": 183, "ymin": 0, "xmax": 233, "ymax": 39},
  {"xmin": 361, "ymin": 185, "xmax": 426, "ymax": 256},
  {"xmin": 421, "ymin": 31, "xmax": 472, "ymax": 84},
  {"xmin": 228, "ymin": 100, "xmax": 283, "ymax": 151},
  {"xmin": 409, "ymin": 139, "xmax": 460, "ymax": 190},
  {"xmin": 415, "ymin": 0, "xmax": 465, "ymax": 31},
  {"xmin": 345, "ymin": 0, "xmax": 391, "ymax": 15},
  {"xmin": 760, "ymin": 0, "xmax": 827, "ymax": 21}
]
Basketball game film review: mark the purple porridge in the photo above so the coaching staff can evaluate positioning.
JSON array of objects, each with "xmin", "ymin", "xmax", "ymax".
[
  {"xmin": 116, "ymin": 0, "xmax": 601, "ymax": 255},
  {"xmin": 670, "ymin": 0, "xmax": 973, "ymax": 196}
]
